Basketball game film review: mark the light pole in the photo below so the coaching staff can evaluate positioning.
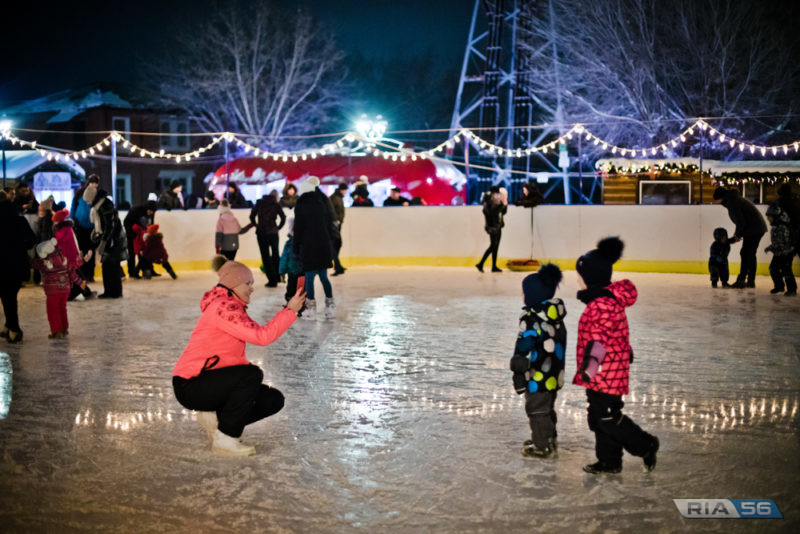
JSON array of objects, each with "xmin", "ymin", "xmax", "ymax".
[{"xmin": 0, "ymin": 119, "xmax": 12, "ymax": 190}]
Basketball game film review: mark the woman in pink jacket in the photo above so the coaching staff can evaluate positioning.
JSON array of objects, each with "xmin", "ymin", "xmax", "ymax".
[
  {"xmin": 52, "ymin": 209, "xmax": 96, "ymax": 300},
  {"xmin": 172, "ymin": 256, "xmax": 305, "ymax": 456}
]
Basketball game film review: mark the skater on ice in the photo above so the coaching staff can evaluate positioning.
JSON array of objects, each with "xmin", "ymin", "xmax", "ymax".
[
  {"xmin": 764, "ymin": 204, "xmax": 797, "ymax": 296},
  {"xmin": 510, "ymin": 263, "xmax": 567, "ymax": 459},
  {"xmin": 707, "ymin": 227, "xmax": 731, "ymax": 288},
  {"xmin": 573, "ymin": 237, "xmax": 659, "ymax": 474},
  {"xmin": 172, "ymin": 256, "xmax": 306, "ymax": 456}
]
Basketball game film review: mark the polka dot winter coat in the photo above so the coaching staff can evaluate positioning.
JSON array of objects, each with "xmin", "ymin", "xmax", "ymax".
[
  {"xmin": 573, "ymin": 280, "xmax": 637, "ymax": 396},
  {"xmin": 510, "ymin": 298, "xmax": 568, "ymax": 395}
]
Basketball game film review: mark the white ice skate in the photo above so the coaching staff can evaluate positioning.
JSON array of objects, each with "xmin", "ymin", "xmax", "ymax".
[
  {"xmin": 324, "ymin": 297, "xmax": 336, "ymax": 319},
  {"xmin": 211, "ymin": 429, "xmax": 255, "ymax": 457},
  {"xmin": 197, "ymin": 411, "xmax": 217, "ymax": 442},
  {"xmin": 302, "ymin": 299, "xmax": 316, "ymax": 320}
]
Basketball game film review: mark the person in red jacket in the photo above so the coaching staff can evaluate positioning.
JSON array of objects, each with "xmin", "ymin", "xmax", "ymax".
[
  {"xmin": 140, "ymin": 224, "xmax": 177, "ymax": 279},
  {"xmin": 52, "ymin": 209, "xmax": 96, "ymax": 301},
  {"xmin": 31, "ymin": 238, "xmax": 72, "ymax": 339},
  {"xmin": 172, "ymin": 256, "xmax": 305, "ymax": 456},
  {"xmin": 573, "ymin": 237, "xmax": 659, "ymax": 474}
]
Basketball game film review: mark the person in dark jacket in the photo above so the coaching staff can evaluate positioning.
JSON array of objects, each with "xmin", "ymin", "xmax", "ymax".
[
  {"xmin": 708, "ymin": 227, "xmax": 730, "ymax": 288},
  {"xmin": 0, "ymin": 191, "xmax": 37, "ymax": 343},
  {"xmin": 713, "ymin": 187, "xmax": 768, "ymax": 288},
  {"xmin": 351, "ymin": 177, "xmax": 374, "ymax": 207},
  {"xmin": 227, "ymin": 183, "xmax": 249, "ymax": 209},
  {"xmin": 774, "ymin": 182, "xmax": 800, "ymax": 261},
  {"xmin": 476, "ymin": 186, "xmax": 508, "ymax": 273},
  {"xmin": 158, "ymin": 181, "xmax": 186, "ymax": 211},
  {"xmin": 123, "ymin": 200, "xmax": 157, "ymax": 278},
  {"xmin": 294, "ymin": 177, "xmax": 336, "ymax": 319},
  {"xmin": 13, "ymin": 182, "xmax": 38, "ymax": 215},
  {"xmin": 764, "ymin": 204, "xmax": 797, "ymax": 296},
  {"xmin": 516, "ymin": 181, "xmax": 544, "ymax": 207},
  {"xmin": 383, "ymin": 187, "xmax": 410, "ymax": 206},
  {"xmin": 86, "ymin": 187, "xmax": 127, "ymax": 298},
  {"xmin": 329, "ymin": 183, "xmax": 348, "ymax": 275},
  {"xmin": 71, "ymin": 175, "xmax": 99, "ymax": 282},
  {"xmin": 249, "ymin": 191, "xmax": 286, "ymax": 287}
]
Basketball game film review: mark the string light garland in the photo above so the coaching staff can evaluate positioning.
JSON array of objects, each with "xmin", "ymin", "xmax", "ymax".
[{"xmin": 2, "ymin": 118, "xmax": 799, "ymax": 166}]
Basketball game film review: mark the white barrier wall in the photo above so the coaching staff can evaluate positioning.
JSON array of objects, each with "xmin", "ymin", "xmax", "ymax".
[{"xmin": 137, "ymin": 204, "xmax": 791, "ymax": 274}]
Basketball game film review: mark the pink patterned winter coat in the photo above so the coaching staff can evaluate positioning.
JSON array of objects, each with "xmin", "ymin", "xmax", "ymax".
[
  {"xmin": 572, "ymin": 279, "xmax": 637, "ymax": 395},
  {"xmin": 172, "ymin": 286, "xmax": 296, "ymax": 379},
  {"xmin": 31, "ymin": 248, "xmax": 72, "ymax": 294}
]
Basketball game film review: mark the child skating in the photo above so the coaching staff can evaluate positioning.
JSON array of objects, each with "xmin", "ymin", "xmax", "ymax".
[
  {"xmin": 31, "ymin": 238, "xmax": 71, "ymax": 339},
  {"xmin": 573, "ymin": 237, "xmax": 659, "ymax": 474},
  {"xmin": 141, "ymin": 224, "xmax": 177, "ymax": 279},
  {"xmin": 509, "ymin": 263, "xmax": 567, "ymax": 459},
  {"xmin": 708, "ymin": 227, "xmax": 730, "ymax": 288},
  {"xmin": 765, "ymin": 205, "xmax": 797, "ymax": 296}
]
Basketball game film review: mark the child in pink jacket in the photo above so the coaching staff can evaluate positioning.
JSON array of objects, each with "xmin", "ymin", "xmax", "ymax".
[
  {"xmin": 31, "ymin": 238, "xmax": 72, "ymax": 339},
  {"xmin": 215, "ymin": 199, "xmax": 249, "ymax": 260},
  {"xmin": 172, "ymin": 256, "xmax": 305, "ymax": 456}
]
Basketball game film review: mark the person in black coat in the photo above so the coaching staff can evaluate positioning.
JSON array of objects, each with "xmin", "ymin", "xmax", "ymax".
[
  {"xmin": 0, "ymin": 191, "xmax": 37, "ymax": 343},
  {"xmin": 249, "ymin": 192, "xmax": 286, "ymax": 287},
  {"xmin": 86, "ymin": 187, "xmax": 127, "ymax": 298},
  {"xmin": 158, "ymin": 181, "xmax": 186, "ymax": 211},
  {"xmin": 476, "ymin": 186, "xmax": 508, "ymax": 273},
  {"xmin": 123, "ymin": 200, "xmax": 157, "ymax": 278},
  {"xmin": 293, "ymin": 177, "xmax": 336, "ymax": 318},
  {"xmin": 227, "ymin": 183, "xmax": 250, "ymax": 209},
  {"xmin": 713, "ymin": 186, "xmax": 768, "ymax": 288}
]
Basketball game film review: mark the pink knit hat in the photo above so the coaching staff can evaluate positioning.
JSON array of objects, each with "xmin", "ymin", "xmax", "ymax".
[{"xmin": 213, "ymin": 256, "xmax": 253, "ymax": 288}]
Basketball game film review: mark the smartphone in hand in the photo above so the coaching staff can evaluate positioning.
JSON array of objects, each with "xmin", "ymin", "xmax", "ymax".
[{"xmin": 296, "ymin": 275, "xmax": 305, "ymax": 294}]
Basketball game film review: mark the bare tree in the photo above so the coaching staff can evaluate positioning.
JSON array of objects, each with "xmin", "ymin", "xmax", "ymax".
[
  {"xmin": 149, "ymin": 3, "xmax": 347, "ymax": 150},
  {"xmin": 520, "ymin": 0, "xmax": 800, "ymax": 158}
]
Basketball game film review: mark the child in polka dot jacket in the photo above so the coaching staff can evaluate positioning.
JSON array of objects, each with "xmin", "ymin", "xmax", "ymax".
[{"xmin": 510, "ymin": 263, "xmax": 567, "ymax": 459}]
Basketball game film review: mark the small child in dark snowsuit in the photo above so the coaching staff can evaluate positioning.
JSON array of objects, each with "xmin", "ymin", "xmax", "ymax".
[
  {"xmin": 708, "ymin": 227, "xmax": 730, "ymax": 288},
  {"xmin": 574, "ymin": 237, "xmax": 659, "ymax": 474},
  {"xmin": 765, "ymin": 204, "xmax": 797, "ymax": 296},
  {"xmin": 510, "ymin": 263, "xmax": 567, "ymax": 459},
  {"xmin": 141, "ymin": 224, "xmax": 177, "ymax": 279},
  {"xmin": 31, "ymin": 238, "xmax": 71, "ymax": 339}
]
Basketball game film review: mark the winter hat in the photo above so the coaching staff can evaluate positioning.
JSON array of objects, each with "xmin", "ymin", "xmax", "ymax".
[
  {"xmin": 713, "ymin": 227, "xmax": 728, "ymax": 242},
  {"xmin": 212, "ymin": 255, "xmax": 253, "ymax": 288},
  {"xmin": 522, "ymin": 263, "xmax": 563, "ymax": 308},
  {"xmin": 52, "ymin": 209, "xmax": 69, "ymax": 224},
  {"xmin": 765, "ymin": 204, "xmax": 787, "ymax": 223},
  {"xmin": 146, "ymin": 224, "xmax": 159, "ymax": 235},
  {"xmin": 576, "ymin": 237, "xmax": 624, "ymax": 288},
  {"xmin": 36, "ymin": 238, "xmax": 57, "ymax": 258},
  {"xmin": 82, "ymin": 185, "xmax": 97, "ymax": 204},
  {"xmin": 299, "ymin": 176, "xmax": 320, "ymax": 196},
  {"xmin": 713, "ymin": 186, "xmax": 727, "ymax": 200},
  {"xmin": 218, "ymin": 199, "xmax": 231, "ymax": 212},
  {"xmin": 145, "ymin": 200, "xmax": 158, "ymax": 212}
]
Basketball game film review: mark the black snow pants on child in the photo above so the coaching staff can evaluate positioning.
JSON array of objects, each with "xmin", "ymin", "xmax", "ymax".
[
  {"xmin": 708, "ymin": 259, "xmax": 729, "ymax": 286},
  {"xmin": 525, "ymin": 391, "xmax": 558, "ymax": 450},
  {"xmin": 586, "ymin": 389, "xmax": 656, "ymax": 468},
  {"xmin": 173, "ymin": 364, "xmax": 284, "ymax": 438},
  {"xmin": 769, "ymin": 254, "xmax": 797, "ymax": 293}
]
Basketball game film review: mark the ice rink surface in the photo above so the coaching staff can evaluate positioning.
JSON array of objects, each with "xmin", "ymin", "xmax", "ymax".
[{"xmin": 0, "ymin": 267, "xmax": 798, "ymax": 533}]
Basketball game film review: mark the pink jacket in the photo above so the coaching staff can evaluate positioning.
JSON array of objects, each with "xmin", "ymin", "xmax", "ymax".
[
  {"xmin": 572, "ymin": 279, "xmax": 637, "ymax": 395},
  {"xmin": 31, "ymin": 249, "xmax": 72, "ymax": 293},
  {"xmin": 173, "ymin": 286, "xmax": 296, "ymax": 379},
  {"xmin": 55, "ymin": 223, "xmax": 82, "ymax": 270},
  {"xmin": 216, "ymin": 210, "xmax": 242, "ymax": 234}
]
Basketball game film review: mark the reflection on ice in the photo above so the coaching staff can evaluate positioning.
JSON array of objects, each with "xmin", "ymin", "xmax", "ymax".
[{"xmin": 0, "ymin": 352, "xmax": 11, "ymax": 419}]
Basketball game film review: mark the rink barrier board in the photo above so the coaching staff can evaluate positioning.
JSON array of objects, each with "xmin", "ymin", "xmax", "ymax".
[
  {"xmin": 111, "ymin": 205, "xmax": 797, "ymax": 277},
  {"xmin": 113, "ymin": 257, "xmax": 798, "ymax": 277}
]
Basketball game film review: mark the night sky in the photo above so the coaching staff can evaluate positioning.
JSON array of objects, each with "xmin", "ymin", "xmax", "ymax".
[{"xmin": 0, "ymin": 0, "xmax": 473, "ymax": 130}]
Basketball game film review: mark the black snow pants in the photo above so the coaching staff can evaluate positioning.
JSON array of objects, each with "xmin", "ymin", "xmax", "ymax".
[
  {"xmin": 525, "ymin": 390, "xmax": 558, "ymax": 450},
  {"xmin": 586, "ymin": 389, "xmax": 656, "ymax": 468}
]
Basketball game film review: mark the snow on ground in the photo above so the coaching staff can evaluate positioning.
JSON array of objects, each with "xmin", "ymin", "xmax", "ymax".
[{"xmin": 0, "ymin": 268, "xmax": 798, "ymax": 532}]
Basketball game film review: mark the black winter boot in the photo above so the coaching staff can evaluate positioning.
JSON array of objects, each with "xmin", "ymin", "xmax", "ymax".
[
  {"xmin": 642, "ymin": 436, "xmax": 659, "ymax": 472},
  {"xmin": 163, "ymin": 262, "xmax": 178, "ymax": 280},
  {"xmin": 583, "ymin": 461, "xmax": 622, "ymax": 474}
]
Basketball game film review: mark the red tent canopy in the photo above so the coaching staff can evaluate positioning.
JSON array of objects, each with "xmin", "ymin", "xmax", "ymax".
[{"xmin": 209, "ymin": 153, "xmax": 466, "ymax": 205}]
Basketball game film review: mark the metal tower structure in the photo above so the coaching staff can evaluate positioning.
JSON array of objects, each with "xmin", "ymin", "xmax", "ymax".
[{"xmin": 450, "ymin": 0, "xmax": 600, "ymax": 204}]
